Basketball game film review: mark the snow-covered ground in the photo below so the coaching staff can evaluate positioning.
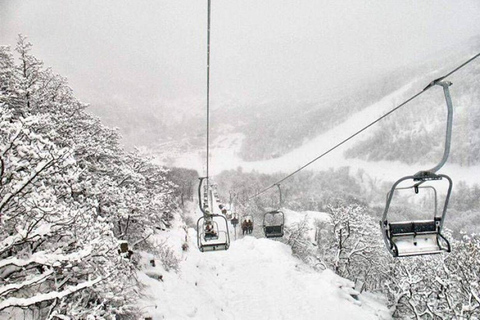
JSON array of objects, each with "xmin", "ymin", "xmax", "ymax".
[
  {"xmin": 156, "ymin": 81, "xmax": 480, "ymax": 186},
  {"xmin": 137, "ymin": 205, "xmax": 390, "ymax": 320},
  {"xmin": 138, "ymin": 232, "xmax": 390, "ymax": 320}
]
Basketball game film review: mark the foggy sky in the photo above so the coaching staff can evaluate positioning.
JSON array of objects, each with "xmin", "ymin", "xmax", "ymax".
[{"xmin": 1, "ymin": 0, "xmax": 480, "ymax": 116}]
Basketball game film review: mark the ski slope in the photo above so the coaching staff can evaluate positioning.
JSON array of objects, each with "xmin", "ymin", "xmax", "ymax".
[{"xmin": 138, "ymin": 227, "xmax": 390, "ymax": 319}]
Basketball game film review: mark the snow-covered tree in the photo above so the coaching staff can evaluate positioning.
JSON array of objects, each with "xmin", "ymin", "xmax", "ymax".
[
  {"xmin": 320, "ymin": 205, "xmax": 389, "ymax": 292},
  {"xmin": 0, "ymin": 36, "xmax": 180, "ymax": 319}
]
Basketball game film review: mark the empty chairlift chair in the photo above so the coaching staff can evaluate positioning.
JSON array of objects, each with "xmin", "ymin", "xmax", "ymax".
[
  {"xmin": 263, "ymin": 210, "xmax": 284, "ymax": 238},
  {"xmin": 380, "ymin": 79, "xmax": 454, "ymax": 257},
  {"xmin": 380, "ymin": 182, "xmax": 452, "ymax": 257}
]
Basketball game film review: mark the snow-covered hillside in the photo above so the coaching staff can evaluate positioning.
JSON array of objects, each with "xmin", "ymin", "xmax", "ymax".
[
  {"xmin": 138, "ymin": 229, "xmax": 390, "ymax": 319},
  {"xmin": 155, "ymin": 79, "xmax": 480, "ymax": 186}
]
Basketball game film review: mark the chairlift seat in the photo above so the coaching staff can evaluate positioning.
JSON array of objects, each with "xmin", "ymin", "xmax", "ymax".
[
  {"xmin": 200, "ymin": 243, "xmax": 229, "ymax": 252},
  {"xmin": 204, "ymin": 233, "xmax": 219, "ymax": 241},
  {"xmin": 386, "ymin": 219, "xmax": 450, "ymax": 257},
  {"xmin": 264, "ymin": 225, "xmax": 284, "ymax": 238}
]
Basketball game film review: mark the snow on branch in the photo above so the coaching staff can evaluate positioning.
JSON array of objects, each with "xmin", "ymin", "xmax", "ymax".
[
  {"xmin": 0, "ymin": 269, "xmax": 54, "ymax": 296},
  {"xmin": 0, "ymin": 247, "xmax": 92, "ymax": 269},
  {"xmin": 0, "ymin": 277, "xmax": 102, "ymax": 311}
]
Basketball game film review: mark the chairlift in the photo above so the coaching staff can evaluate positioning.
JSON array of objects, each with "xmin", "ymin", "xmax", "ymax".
[
  {"xmin": 196, "ymin": 178, "xmax": 230, "ymax": 252},
  {"xmin": 380, "ymin": 80, "xmax": 454, "ymax": 257},
  {"xmin": 381, "ymin": 181, "xmax": 452, "ymax": 257},
  {"xmin": 263, "ymin": 184, "xmax": 285, "ymax": 238},
  {"xmin": 263, "ymin": 210, "xmax": 284, "ymax": 238},
  {"xmin": 197, "ymin": 215, "xmax": 230, "ymax": 252}
]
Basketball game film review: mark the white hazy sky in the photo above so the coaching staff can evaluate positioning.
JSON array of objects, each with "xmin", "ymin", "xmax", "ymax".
[{"xmin": 1, "ymin": 0, "xmax": 480, "ymax": 111}]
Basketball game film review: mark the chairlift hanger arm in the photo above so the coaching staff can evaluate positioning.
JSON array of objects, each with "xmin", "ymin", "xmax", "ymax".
[
  {"xmin": 418, "ymin": 81, "xmax": 454, "ymax": 174},
  {"xmin": 198, "ymin": 177, "xmax": 208, "ymax": 216},
  {"xmin": 205, "ymin": 0, "xmax": 211, "ymax": 182},
  {"xmin": 275, "ymin": 183, "xmax": 282, "ymax": 209}
]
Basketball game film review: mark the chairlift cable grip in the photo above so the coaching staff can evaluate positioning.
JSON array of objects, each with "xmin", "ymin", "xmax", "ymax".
[{"xmin": 275, "ymin": 183, "xmax": 282, "ymax": 209}]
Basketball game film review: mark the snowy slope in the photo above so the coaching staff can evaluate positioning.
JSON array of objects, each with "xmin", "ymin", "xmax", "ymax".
[{"xmin": 138, "ymin": 226, "xmax": 390, "ymax": 319}]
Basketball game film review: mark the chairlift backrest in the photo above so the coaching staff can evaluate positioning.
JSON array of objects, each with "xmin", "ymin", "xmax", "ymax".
[{"xmin": 263, "ymin": 210, "xmax": 284, "ymax": 238}]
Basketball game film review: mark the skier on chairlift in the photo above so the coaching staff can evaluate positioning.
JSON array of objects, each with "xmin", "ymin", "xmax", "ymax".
[
  {"xmin": 241, "ymin": 219, "xmax": 248, "ymax": 235},
  {"xmin": 205, "ymin": 222, "xmax": 217, "ymax": 238},
  {"xmin": 247, "ymin": 219, "xmax": 253, "ymax": 234}
]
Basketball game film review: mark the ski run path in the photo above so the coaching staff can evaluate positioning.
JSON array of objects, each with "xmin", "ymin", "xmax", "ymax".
[{"xmin": 138, "ymin": 210, "xmax": 391, "ymax": 320}]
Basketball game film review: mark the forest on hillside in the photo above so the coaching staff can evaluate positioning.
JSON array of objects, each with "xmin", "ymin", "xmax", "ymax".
[{"xmin": 345, "ymin": 51, "xmax": 480, "ymax": 166}]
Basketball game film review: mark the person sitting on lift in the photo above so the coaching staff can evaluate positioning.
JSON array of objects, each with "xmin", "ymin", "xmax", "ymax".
[
  {"xmin": 247, "ymin": 220, "xmax": 253, "ymax": 234},
  {"xmin": 205, "ymin": 223, "xmax": 217, "ymax": 238},
  {"xmin": 241, "ymin": 220, "xmax": 248, "ymax": 235}
]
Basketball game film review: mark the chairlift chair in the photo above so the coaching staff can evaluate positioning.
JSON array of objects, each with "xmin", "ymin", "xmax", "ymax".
[
  {"xmin": 263, "ymin": 210, "xmax": 284, "ymax": 238},
  {"xmin": 196, "ymin": 177, "xmax": 230, "ymax": 252},
  {"xmin": 380, "ymin": 80, "xmax": 454, "ymax": 257},
  {"xmin": 380, "ymin": 178, "xmax": 452, "ymax": 257},
  {"xmin": 262, "ymin": 184, "xmax": 285, "ymax": 238},
  {"xmin": 197, "ymin": 215, "xmax": 230, "ymax": 252}
]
